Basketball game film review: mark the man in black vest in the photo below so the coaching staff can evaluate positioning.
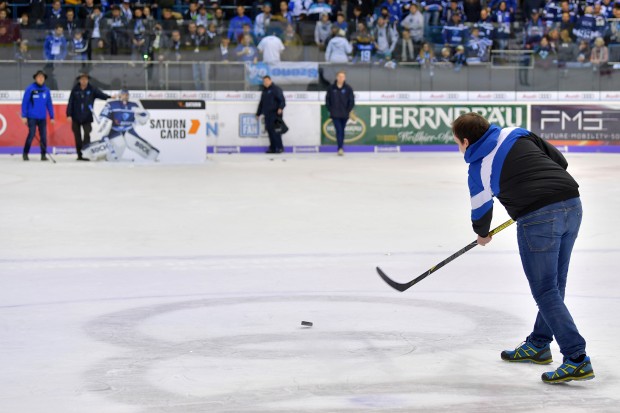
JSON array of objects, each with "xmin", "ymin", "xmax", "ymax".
[
  {"xmin": 66, "ymin": 73, "xmax": 112, "ymax": 161},
  {"xmin": 256, "ymin": 75, "xmax": 286, "ymax": 154}
]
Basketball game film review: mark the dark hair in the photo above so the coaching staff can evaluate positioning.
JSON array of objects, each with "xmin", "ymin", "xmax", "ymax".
[
  {"xmin": 263, "ymin": 75, "xmax": 272, "ymax": 80},
  {"xmin": 452, "ymin": 112, "xmax": 490, "ymax": 145}
]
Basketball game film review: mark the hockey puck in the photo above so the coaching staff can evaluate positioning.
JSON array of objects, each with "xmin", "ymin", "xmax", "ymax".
[{"xmin": 301, "ymin": 321, "xmax": 313, "ymax": 327}]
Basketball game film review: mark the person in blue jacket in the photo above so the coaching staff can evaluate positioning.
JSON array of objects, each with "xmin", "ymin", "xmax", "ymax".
[
  {"xmin": 21, "ymin": 70, "xmax": 54, "ymax": 161},
  {"xmin": 44, "ymin": 24, "xmax": 68, "ymax": 61},
  {"xmin": 452, "ymin": 112, "xmax": 594, "ymax": 384}
]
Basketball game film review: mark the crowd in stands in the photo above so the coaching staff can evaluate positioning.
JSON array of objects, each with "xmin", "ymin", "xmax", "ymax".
[{"xmin": 0, "ymin": 0, "xmax": 618, "ymax": 71}]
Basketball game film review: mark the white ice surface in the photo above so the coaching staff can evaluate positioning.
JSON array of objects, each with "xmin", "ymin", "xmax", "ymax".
[{"xmin": 0, "ymin": 152, "xmax": 618, "ymax": 413}]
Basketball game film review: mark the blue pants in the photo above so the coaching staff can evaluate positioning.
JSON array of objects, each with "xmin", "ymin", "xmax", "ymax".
[
  {"xmin": 517, "ymin": 197, "xmax": 586, "ymax": 360},
  {"xmin": 24, "ymin": 118, "xmax": 47, "ymax": 155},
  {"xmin": 332, "ymin": 117, "xmax": 348, "ymax": 150}
]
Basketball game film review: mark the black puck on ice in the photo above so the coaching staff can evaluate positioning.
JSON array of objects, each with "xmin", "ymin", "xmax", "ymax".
[{"xmin": 301, "ymin": 321, "xmax": 313, "ymax": 327}]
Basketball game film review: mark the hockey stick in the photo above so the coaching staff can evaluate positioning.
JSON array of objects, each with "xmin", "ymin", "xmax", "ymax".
[
  {"xmin": 376, "ymin": 219, "xmax": 515, "ymax": 292},
  {"xmin": 34, "ymin": 134, "xmax": 56, "ymax": 163}
]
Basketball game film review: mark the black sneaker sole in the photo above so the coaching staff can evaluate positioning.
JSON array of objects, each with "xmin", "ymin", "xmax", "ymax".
[{"xmin": 501, "ymin": 351, "xmax": 553, "ymax": 365}]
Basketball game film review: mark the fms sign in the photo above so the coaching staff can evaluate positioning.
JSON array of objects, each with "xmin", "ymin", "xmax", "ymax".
[{"xmin": 531, "ymin": 105, "xmax": 620, "ymax": 142}]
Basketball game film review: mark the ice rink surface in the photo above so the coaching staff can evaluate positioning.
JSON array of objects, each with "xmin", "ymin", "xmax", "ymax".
[{"xmin": 0, "ymin": 152, "xmax": 619, "ymax": 413}]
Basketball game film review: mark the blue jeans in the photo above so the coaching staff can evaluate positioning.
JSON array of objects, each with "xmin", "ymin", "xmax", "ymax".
[
  {"xmin": 25, "ymin": 118, "xmax": 47, "ymax": 155},
  {"xmin": 517, "ymin": 197, "xmax": 586, "ymax": 360},
  {"xmin": 331, "ymin": 117, "xmax": 348, "ymax": 150}
]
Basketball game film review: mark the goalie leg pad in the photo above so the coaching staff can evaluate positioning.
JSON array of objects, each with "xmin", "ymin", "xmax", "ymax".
[{"xmin": 124, "ymin": 129, "xmax": 160, "ymax": 161}]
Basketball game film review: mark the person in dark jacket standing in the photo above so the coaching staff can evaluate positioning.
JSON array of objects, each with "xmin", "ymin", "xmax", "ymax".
[
  {"xmin": 21, "ymin": 70, "xmax": 54, "ymax": 161},
  {"xmin": 325, "ymin": 70, "xmax": 355, "ymax": 156},
  {"xmin": 452, "ymin": 112, "xmax": 594, "ymax": 384},
  {"xmin": 256, "ymin": 75, "xmax": 286, "ymax": 154},
  {"xmin": 66, "ymin": 73, "xmax": 112, "ymax": 161}
]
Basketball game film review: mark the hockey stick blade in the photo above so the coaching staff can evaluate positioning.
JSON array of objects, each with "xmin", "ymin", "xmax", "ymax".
[{"xmin": 377, "ymin": 219, "xmax": 514, "ymax": 292}]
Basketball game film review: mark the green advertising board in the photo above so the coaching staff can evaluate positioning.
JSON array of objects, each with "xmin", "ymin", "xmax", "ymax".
[{"xmin": 321, "ymin": 104, "xmax": 528, "ymax": 145}]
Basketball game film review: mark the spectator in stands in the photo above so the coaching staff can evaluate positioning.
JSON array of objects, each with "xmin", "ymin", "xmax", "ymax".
[
  {"xmin": 576, "ymin": 39, "xmax": 591, "ymax": 64},
  {"xmin": 401, "ymin": 3, "xmax": 424, "ymax": 44},
  {"xmin": 78, "ymin": 0, "xmax": 96, "ymax": 20},
  {"xmin": 610, "ymin": 5, "xmax": 620, "ymax": 44},
  {"xmin": 601, "ymin": 0, "xmax": 614, "ymax": 18},
  {"xmin": 444, "ymin": 0, "xmax": 465, "ymax": 23},
  {"xmin": 165, "ymin": 29, "xmax": 184, "ymax": 61},
  {"xmin": 211, "ymin": 8, "xmax": 226, "ymax": 37},
  {"xmin": 417, "ymin": 41, "xmax": 436, "ymax": 66},
  {"xmin": 282, "ymin": 23, "xmax": 303, "ymax": 60},
  {"xmin": 44, "ymin": 24, "xmax": 67, "ymax": 61},
  {"xmin": 547, "ymin": 28, "xmax": 560, "ymax": 50},
  {"xmin": 257, "ymin": 28, "xmax": 285, "ymax": 63},
  {"xmin": 393, "ymin": 28, "xmax": 418, "ymax": 62},
  {"xmin": 194, "ymin": 24, "xmax": 210, "ymax": 50},
  {"xmin": 423, "ymin": 0, "xmax": 443, "ymax": 34},
  {"xmin": 70, "ymin": 30, "xmax": 89, "ymax": 60},
  {"xmin": 161, "ymin": 8, "xmax": 180, "ymax": 33},
  {"xmin": 347, "ymin": 6, "xmax": 365, "ymax": 38},
  {"xmin": 15, "ymin": 39, "xmax": 32, "ymax": 60},
  {"xmin": 46, "ymin": 0, "xmax": 64, "ymax": 30},
  {"xmin": 196, "ymin": 6, "xmax": 209, "ymax": 28},
  {"xmin": 184, "ymin": 21, "xmax": 199, "ymax": 47},
  {"xmin": 334, "ymin": 12, "xmax": 348, "ymax": 31},
  {"xmin": 120, "ymin": 0, "xmax": 133, "ymax": 22},
  {"xmin": 442, "ymin": 11, "xmax": 468, "ymax": 47},
  {"xmin": 372, "ymin": 15, "xmax": 398, "ymax": 61},
  {"xmin": 467, "ymin": 26, "xmax": 492, "ymax": 62},
  {"xmin": 29, "ymin": 0, "xmax": 46, "ymax": 26},
  {"xmin": 452, "ymin": 44, "xmax": 467, "ymax": 69},
  {"xmin": 235, "ymin": 33, "xmax": 258, "ymax": 62},
  {"xmin": 524, "ymin": 9, "xmax": 545, "ymax": 49},
  {"xmin": 107, "ymin": 5, "xmax": 129, "ymax": 55},
  {"xmin": 476, "ymin": 8, "xmax": 494, "ymax": 40},
  {"xmin": 228, "ymin": 6, "xmax": 252, "ymax": 41},
  {"xmin": 522, "ymin": 0, "xmax": 545, "ymax": 21},
  {"xmin": 240, "ymin": 24, "xmax": 258, "ymax": 45},
  {"xmin": 559, "ymin": 12, "xmax": 576, "ymax": 38},
  {"xmin": 85, "ymin": 5, "xmax": 104, "ymax": 59},
  {"xmin": 315, "ymin": 12, "xmax": 332, "ymax": 49},
  {"xmin": 463, "ymin": 0, "xmax": 481, "ymax": 23},
  {"xmin": 436, "ymin": 46, "xmax": 453, "ymax": 66},
  {"xmin": 213, "ymin": 36, "xmax": 232, "ymax": 62},
  {"xmin": 593, "ymin": 4, "xmax": 609, "ymax": 40},
  {"xmin": 273, "ymin": 1, "xmax": 294, "ymax": 25},
  {"xmin": 141, "ymin": 6, "xmax": 156, "ymax": 34},
  {"xmin": 493, "ymin": 1, "xmax": 512, "ymax": 50},
  {"xmin": 590, "ymin": 36, "xmax": 610, "ymax": 74},
  {"xmin": 0, "ymin": 24, "xmax": 13, "ymax": 60},
  {"xmin": 557, "ymin": 28, "xmax": 578, "ymax": 71},
  {"xmin": 131, "ymin": 8, "xmax": 148, "ymax": 62},
  {"xmin": 381, "ymin": 0, "xmax": 402, "ymax": 23},
  {"xmin": 533, "ymin": 35, "xmax": 555, "ymax": 69},
  {"xmin": 206, "ymin": 22, "xmax": 219, "ymax": 43},
  {"xmin": 325, "ymin": 28, "xmax": 352, "ymax": 62},
  {"xmin": 148, "ymin": 23, "xmax": 169, "ymax": 62},
  {"xmin": 184, "ymin": 2, "xmax": 200, "ymax": 22},
  {"xmin": 573, "ymin": 6, "xmax": 599, "ymax": 42},
  {"xmin": 255, "ymin": 3, "xmax": 273, "ymax": 39},
  {"xmin": 64, "ymin": 9, "xmax": 81, "ymax": 38},
  {"xmin": 347, "ymin": 0, "xmax": 373, "ymax": 18}
]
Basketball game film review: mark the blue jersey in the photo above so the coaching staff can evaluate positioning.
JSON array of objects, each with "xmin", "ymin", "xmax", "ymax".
[
  {"xmin": 573, "ymin": 13, "xmax": 601, "ymax": 40},
  {"xmin": 355, "ymin": 43, "xmax": 375, "ymax": 63},
  {"xmin": 443, "ymin": 24, "xmax": 469, "ymax": 46},
  {"xmin": 101, "ymin": 100, "xmax": 141, "ymax": 132},
  {"xmin": 476, "ymin": 19, "xmax": 495, "ymax": 40}
]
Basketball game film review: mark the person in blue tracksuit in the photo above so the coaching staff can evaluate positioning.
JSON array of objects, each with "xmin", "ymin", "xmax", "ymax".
[
  {"xmin": 452, "ymin": 112, "xmax": 594, "ymax": 384},
  {"xmin": 325, "ymin": 71, "xmax": 355, "ymax": 156},
  {"xmin": 21, "ymin": 70, "xmax": 54, "ymax": 161}
]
